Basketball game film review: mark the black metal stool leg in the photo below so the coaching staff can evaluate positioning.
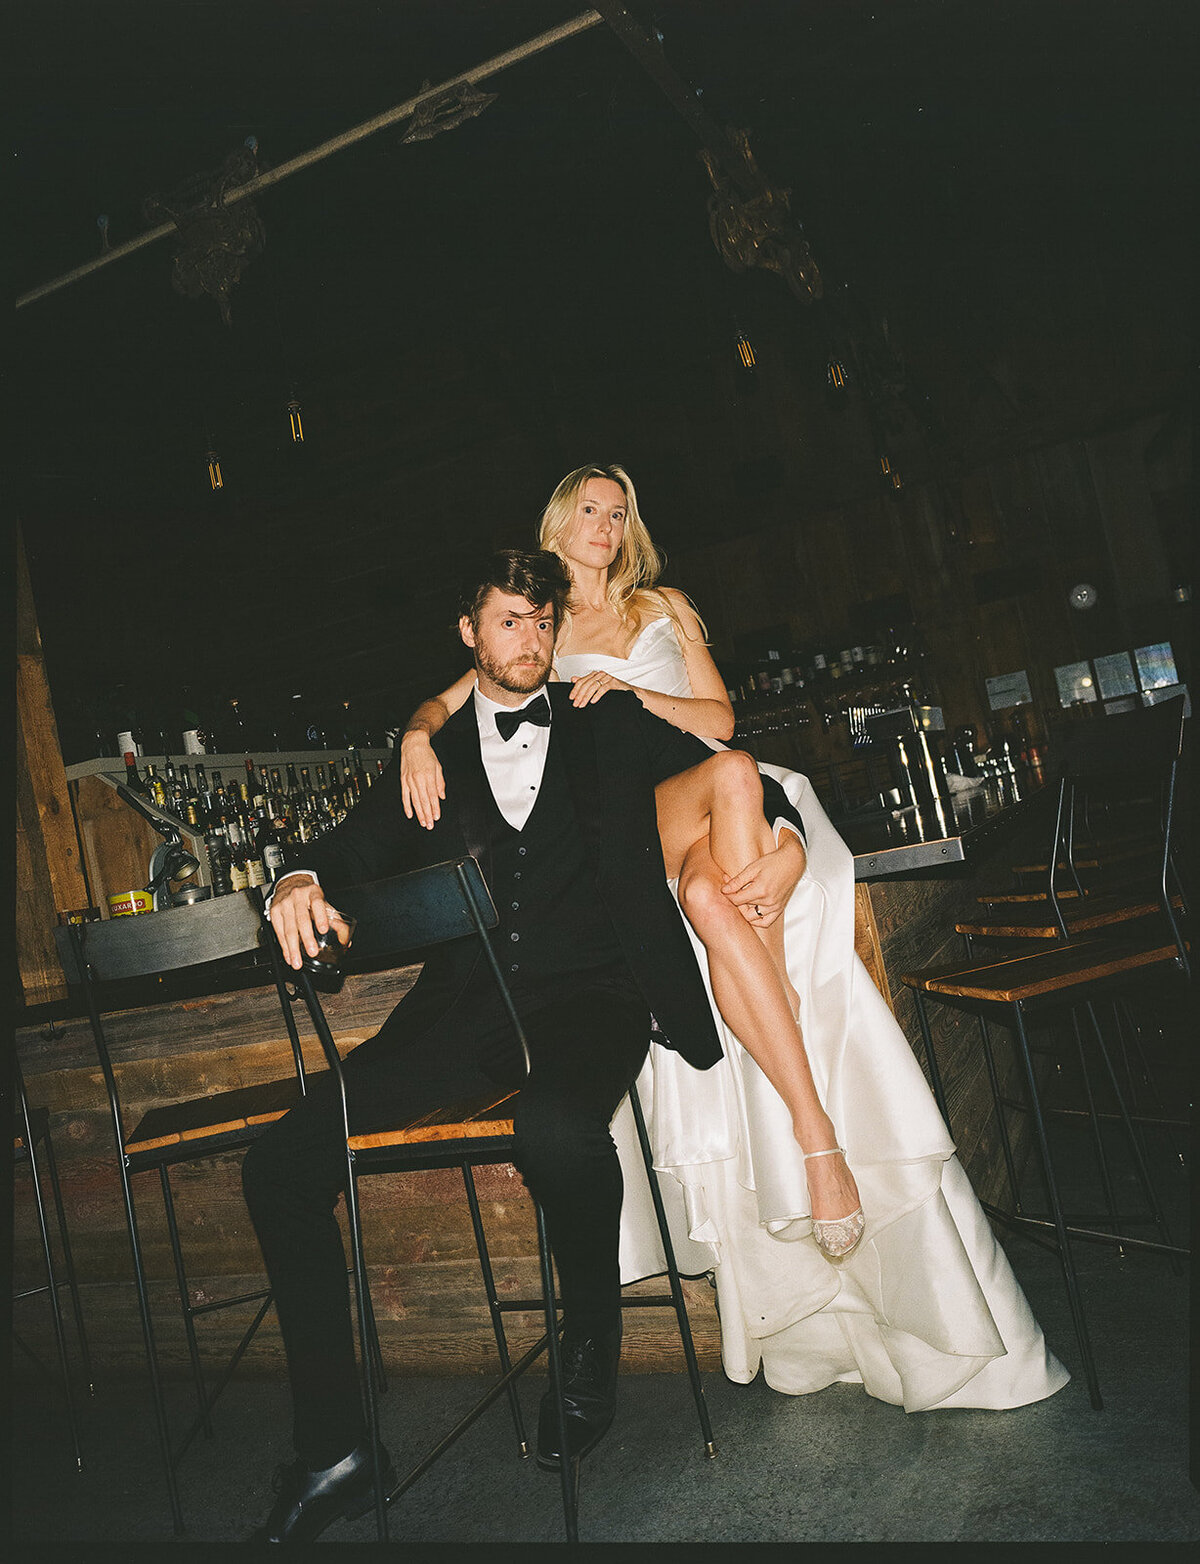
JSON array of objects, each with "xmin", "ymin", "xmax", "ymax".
[
  {"xmin": 1069, "ymin": 1008, "xmax": 1120, "ymax": 1244},
  {"xmin": 159, "ymin": 1164, "xmax": 214, "ymax": 1440},
  {"xmin": 40, "ymin": 1121, "xmax": 94, "ymax": 1397},
  {"xmin": 535, "ymin": 1202, "xmax": 578, "ymax": 1542},
  {"xmin": 975, "ymin": 1002, "xmax": 1024, "ymax": 1215},
  {"xmin": 117, "ymin": 1161, "xmax": 186, "ymax": 1532},
  {"xmin": 22, "ymin": 1111, "xmax": 84, "ymax": 1472},
  {"xmin": 344, "ymin": 1151, "xmax": 389, "ymax": 1543},
  {"xmin": 356, "ymin": 1264, "xmax": 388, "ymax": 1398},
  {"xmin": 1010, "ymin": 1003, "xmax": 1103, "ymax": 1410},
  {"xmin": 1084, "ymin": 1001, "xmax": 1181, "ymax": 1274},
  {"xmin": 628, "ymin": 1083, "xmax": 716, "ymax": 1457},
  {"xmin": 462, "ymin": 1164, "xmax": 530, "ymax": 1456},
  {"xmin": 911, "ymin": 990, "xmax": 952, "ymax": 1131}
]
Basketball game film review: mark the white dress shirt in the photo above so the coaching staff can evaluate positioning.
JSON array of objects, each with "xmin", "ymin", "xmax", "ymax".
[
  {"xmin": 472, "ymin": 686, "xmax": 551, "ymax": 831},
  {"xmin": 266, "ymin": 686, "xmax": 551, "ymax": 906}
]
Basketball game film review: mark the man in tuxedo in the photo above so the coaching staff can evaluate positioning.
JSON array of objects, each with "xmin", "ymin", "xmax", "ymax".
[{"xmin": 246, "ymin": 548, "xmax": 804, "ymax": 1542}]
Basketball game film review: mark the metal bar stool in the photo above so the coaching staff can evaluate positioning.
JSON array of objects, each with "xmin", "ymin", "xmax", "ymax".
[
  {"xmin": 904, "ymin": 923, "xmax": 1189, "ymax": 1412},
  {"xmin": 285, "ymin": 857, "xmax": 717, "ymax": 1543},
  {"xmin": 13, "ymin": 1059, "xmax": 95, "ymax": 1472},
  {"xmin": 54, "ymin": 888, "xmax": 337, "ymax": 1534}
]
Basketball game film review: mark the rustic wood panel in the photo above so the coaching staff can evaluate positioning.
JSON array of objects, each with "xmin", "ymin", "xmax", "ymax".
[
  {"xmin": 16, "ymin": 529, "xmax": 91, "ymax": 1003},
  {"xmin": 853, "ymin": 882, "xmax": 893, "ymax": 1014},
  {"xmin": 71, "ymin": 774, "xmax": 164, "ymax": 918}
]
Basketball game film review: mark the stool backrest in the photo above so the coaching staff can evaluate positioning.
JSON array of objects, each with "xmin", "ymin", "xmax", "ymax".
[
  {"xmin": 1055, "ymin": 694, "xmax": 1186, "ymax": 783},
  {"xmin": 286, "ymin": 859, "xmax": 525, "ymax": 1138},
  {"xmin": 322, "ymin": 857, "xmax": 499, "ymax": 962},
  {"xmin": 53, "ymin": 888, "xmax": 308, "ymax": 1148},
  {"xmin": 1045, "ymin": 696, "xmax": 1188, "ymax": 970},
  {"xmin": 54, "ymin": 889, "xmax": 267, "ymax": 986}
]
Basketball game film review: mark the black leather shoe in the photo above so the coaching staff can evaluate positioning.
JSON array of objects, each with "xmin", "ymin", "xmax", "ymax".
[
  {"xmin": 536, "ymin": 1324, "xmax": 621, "ymax": 1471},
  {"xmin": 251, "ymin": 1441, "xmax": 395, "ymax": 1543}
]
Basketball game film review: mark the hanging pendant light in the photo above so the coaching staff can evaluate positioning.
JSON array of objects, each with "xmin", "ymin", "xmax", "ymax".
[
  {"xmin": 287, "ymin": 397, "xmax": 304, "ymax": 443},
  {"xmin": 827, "ymin": 359, "xmax": 847, "ymax": 392},
  {"xmin": 206, "ymin": 449, "xmax": 224, "ymax": 490},
  {"xmin": 735, "ymin": 331, "xmax": 757, "ymax": 370}
]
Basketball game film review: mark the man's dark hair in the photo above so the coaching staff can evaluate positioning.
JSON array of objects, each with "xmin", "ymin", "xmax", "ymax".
[{"xmin": 457, "ymin": 548, "xmax": 572, "ymax": 633}]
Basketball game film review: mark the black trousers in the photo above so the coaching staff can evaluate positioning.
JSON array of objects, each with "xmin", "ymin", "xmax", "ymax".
[{"xmin": 241, "ymin": 963, "xmax": 650, "ymax": 1467}]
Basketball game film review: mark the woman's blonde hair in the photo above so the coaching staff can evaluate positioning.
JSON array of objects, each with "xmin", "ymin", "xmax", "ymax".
[{"xmin": 537, "ymin": 463, "xmax": 705, "ymax": 640}]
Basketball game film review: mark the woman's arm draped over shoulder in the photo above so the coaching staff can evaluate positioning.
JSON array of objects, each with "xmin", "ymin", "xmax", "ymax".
[
  {"xmin": 400, "ymin": 668, "xmax": 476, "ymax": 828},
  {"xmin": 567, "ymin": 588, "xmax": 736, "ymax": 741}
]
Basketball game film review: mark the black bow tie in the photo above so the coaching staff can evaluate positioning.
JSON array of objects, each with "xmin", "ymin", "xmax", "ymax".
[{"xmin": 495, "ymin": 694, "xmax": 552, "ymax": 742}]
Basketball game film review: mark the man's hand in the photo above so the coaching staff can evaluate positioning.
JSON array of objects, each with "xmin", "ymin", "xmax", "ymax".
[
  {"xmin": 720, "ymin": 830, "xmax": 807, "ymax": 928},
  {"xmin": 269, "ymin": 875, "xmax": 353, "ymax": 970},
  {"xmin": 400, "ymin": 730, "xmax": 446, "ymax": 830}
]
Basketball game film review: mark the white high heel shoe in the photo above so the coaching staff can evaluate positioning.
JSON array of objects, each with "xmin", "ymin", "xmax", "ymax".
[{"xmin": 803, "ymin": 1147, "xmax": 865, "ymax": 1259}]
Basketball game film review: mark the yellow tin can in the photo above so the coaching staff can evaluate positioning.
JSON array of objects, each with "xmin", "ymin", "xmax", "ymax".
[{"xmin": 107, "ymin": 890, "xmax": 154, "ymax": 917}]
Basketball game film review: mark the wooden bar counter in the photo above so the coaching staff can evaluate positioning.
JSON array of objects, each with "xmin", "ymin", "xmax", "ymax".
[{"xmin": 14, "ymin": 781, "xmax": 1049, "ymax": 1386}]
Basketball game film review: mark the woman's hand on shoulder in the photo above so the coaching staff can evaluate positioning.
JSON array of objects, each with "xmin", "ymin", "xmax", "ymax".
[
  {"xmin": 399, "ymin": 730, "xmax": 446, "ymax": 829},
  {"xmin": 568, "ymin": 669, "xmax": 637, "ymax": 707}
]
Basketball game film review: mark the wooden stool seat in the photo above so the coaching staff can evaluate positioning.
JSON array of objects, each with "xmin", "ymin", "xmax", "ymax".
[
  {"xmin": 1011, "ymin": 840, "xmax": 1157, "ymax": 877},
  {"xmin": 974, "ymin": 869, "xmax": 1157, "ymax": 906},
  {"xmin": 348, "ymin": 1090, "xmax": 519, "ymax": 1152},
  {"xmin": 904, "ymin": 928, "xmax": 1184, "ymax": 1005},
  {"xmin": 956, "ymin": 891, "xmax": 1182, "ymax": 942},
  {"xmin": 124, "ymin": 1075, "xmax": 317, "ymax": 1157}
]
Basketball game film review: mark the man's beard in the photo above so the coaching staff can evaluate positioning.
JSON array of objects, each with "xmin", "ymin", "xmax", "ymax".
[{"xmin": 474, "ymin": 641, "xmax": 552, "ymax": 696}]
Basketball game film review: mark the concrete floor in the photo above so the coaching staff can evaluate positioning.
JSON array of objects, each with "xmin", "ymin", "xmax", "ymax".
[{"xmin": 10, "ymin": 991, "xmax": 1198, "ymax": 1547}]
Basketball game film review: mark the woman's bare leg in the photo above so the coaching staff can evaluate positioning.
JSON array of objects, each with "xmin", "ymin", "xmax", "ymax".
[{"xmin": 654, "ymin": 751, "xmax": 860, "ymax": 1228}]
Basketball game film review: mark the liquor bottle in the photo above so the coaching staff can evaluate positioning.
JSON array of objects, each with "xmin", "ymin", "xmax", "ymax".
[
  {"xmin": 195, "ymin": 763, "xmax": 213, "ymax": 820},
  {"xmin": 123, "ymin": 751, "xmax": 150, "ymax": 797},
  {"xmin": 227, "ymin": 818, "xmax": 250, "ymax": 892},
  {"xmin": 246, "ymin": 758, "xmax": 266, "ymax": 812},
  {"xmin": 144, "ymin": 764, "xmax": 168, "ymax": 809},
  {"xmin": 205, "ymin": 824, "xmax": 234, "ymax": 896},
  {"xmin": 255, "ymin": 810, "xmax": 291, "ymax": 884},
  {"xmin": 240, "ymin": 806, "xmax": 266, "ymax": 888}
]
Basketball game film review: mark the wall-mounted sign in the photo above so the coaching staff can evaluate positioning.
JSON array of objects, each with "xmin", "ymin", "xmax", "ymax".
[
  {"xmin": 1093, "ymin": 651, "xmax": 1138, "ymax": 701},
  {"xmin": 985, "ymin": 670, "xmax": 1032, "ymax": 711},
  {"xmin": 1054, "ymin": 661, "xmax": 1097, "ymax": 707},
  {"xmin": 1134, "ymin": 642, "xmax": 1178, "ymax": 691}
]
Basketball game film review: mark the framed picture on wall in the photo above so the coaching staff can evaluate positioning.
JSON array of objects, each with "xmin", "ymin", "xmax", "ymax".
[
  {"xmin": 1054, "ymin": 661, "xmax": 1098, "ymax": 707},
  {"xmin": 1093, "ymin": 651, "xmax": 1138, "ymax": 701},
  {"xmin": 1134, "ymin": 642, "xmax": 1179, "ymax": 691},
  {"xmin": 985, "ymin": 670, "xmax": 1032, "ymax": 711}
]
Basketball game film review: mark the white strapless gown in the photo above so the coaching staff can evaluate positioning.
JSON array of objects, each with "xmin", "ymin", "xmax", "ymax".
[{"xmin": 556, "ymin": 618, "xmax": 1068, "ymax": 1411}]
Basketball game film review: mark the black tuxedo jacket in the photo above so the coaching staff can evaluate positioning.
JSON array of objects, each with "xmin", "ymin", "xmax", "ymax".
[{"xmin": 287, "ymin": 685, "xmax": 803, "ymax": 1071}]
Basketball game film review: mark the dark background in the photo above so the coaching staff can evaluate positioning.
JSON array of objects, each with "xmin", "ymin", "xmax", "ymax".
[{"xmin": 12, "ymin": 0, "xmax": 1195, "ymax": 760}]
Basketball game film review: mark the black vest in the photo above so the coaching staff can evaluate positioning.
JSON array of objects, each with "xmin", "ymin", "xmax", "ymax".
[{"xmin": 482, "ymin": 733, "xmax": 623, "ymax": 983}]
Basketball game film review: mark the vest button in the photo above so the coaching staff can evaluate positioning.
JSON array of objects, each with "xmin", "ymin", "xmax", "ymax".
[
  {"xmin": 511, "ymin": 901, "xmax": 520, "ymax": 910},
  {"xmin": 517, "ymin": 847, "xmax": 527, "ymax": 856},
  {"xmin": 510, "ymin": 932, "xmax": 520, "ymax": 942},
  {"xmin": 513, "ymin": 871, "xmax": 522, "ymax": 880},
  {"xmin": 510, "ymin": 963, "xmax": 519, "ymax": 972}
]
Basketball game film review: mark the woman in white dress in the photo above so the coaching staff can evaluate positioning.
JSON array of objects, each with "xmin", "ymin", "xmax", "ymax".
[{"xmin": 400, "ymin": 464, "xmax": 1070, "ymax": 1412}]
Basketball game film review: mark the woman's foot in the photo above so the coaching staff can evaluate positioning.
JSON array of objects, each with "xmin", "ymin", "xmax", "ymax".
[{"xmin": 803, "ymin": 1147, "xmax": 864, "ymax": 1259}]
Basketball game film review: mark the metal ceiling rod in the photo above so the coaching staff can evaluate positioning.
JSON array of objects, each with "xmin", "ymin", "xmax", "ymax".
[
  {"xmin": 588, "ymin": 0, "xmax": 770, "ymax": 203},
  {"xmin": 15, "ymin": 9, "xmax": 603, "ymax": 312}
]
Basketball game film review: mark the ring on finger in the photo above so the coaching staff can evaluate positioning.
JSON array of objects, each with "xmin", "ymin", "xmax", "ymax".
[{"xmin": 754, "ymin": 904, "xmax": 762, "ymax": 917}]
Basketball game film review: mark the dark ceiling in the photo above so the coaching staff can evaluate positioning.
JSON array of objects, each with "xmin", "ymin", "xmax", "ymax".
[{"xmin": 13, "ymin": 1, "xmax": 1194, "ymax": 756}]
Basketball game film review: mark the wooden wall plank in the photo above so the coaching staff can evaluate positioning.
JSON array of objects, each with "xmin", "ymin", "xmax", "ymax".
[{"xmin": 16, "ymin": 528, "xmax": 91, "ymax": 1003}]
